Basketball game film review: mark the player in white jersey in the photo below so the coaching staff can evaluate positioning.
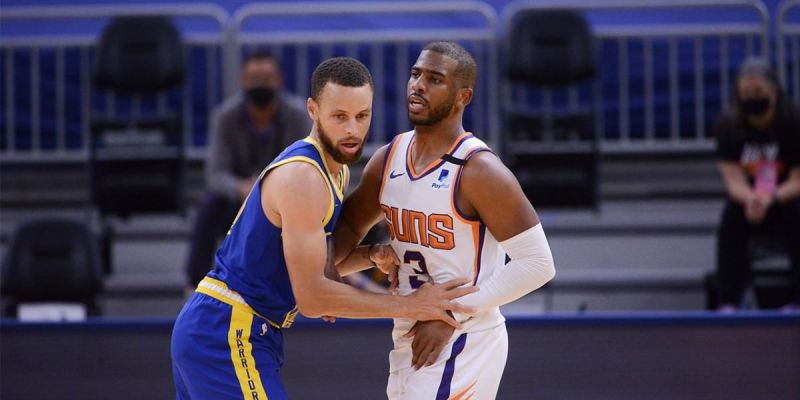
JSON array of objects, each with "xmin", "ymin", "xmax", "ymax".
[{"xmin": 333, "ymin": 42, "xmax": 555, "ymax": 399}]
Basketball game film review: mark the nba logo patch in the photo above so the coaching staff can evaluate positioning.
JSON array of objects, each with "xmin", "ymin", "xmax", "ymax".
[{"xmin": 432, "ymin": 169, "xmax": 451, "ymax": 189}]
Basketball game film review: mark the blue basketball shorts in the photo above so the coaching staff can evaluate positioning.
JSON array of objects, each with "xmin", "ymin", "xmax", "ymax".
[{"xmin": 171, "ymin": 288, "xmax": 286, "ymax": 400}]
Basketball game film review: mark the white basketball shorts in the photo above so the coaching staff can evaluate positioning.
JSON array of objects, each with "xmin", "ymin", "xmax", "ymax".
[{"xmin": 387, "ymin": 323, "xmax": 508, "ymax": 400}]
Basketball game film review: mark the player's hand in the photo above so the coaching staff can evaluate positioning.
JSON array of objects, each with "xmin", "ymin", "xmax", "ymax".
[
  {"xmin": 369, "ymin": 244, "xmax": 400, "ymax": 293},
  {"xmin": 321, "ymin": 315, "xmax": 336, "ymax": 323},
  {"xmin": 404, "ymin": 320, "xmax": 455, "ymax": 370},
  {"xmin": 406, "ymin": 278, "xmax": 478, "ymax": 329}
]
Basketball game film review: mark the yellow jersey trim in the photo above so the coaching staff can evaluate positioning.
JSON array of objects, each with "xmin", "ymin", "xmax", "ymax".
[
  {"xmin": 303, "ymin": 136, "xmax": 347, "ymax": 201},
  {"xmin": 197, "ymin": 277, "xmax": 282, "ymax": 329}
]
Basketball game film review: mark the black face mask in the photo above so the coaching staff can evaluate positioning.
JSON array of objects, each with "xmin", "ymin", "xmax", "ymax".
[
  {"xmin": 246, "ymin": 87, "xmax": 276, "ymax": 108},
  {"xmin": 740, "ymin": 97, "xmax": 771, "ymax": 116}
]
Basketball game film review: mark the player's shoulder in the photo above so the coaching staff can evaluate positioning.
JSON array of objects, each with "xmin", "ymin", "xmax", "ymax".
[
  {"xmin": 268, "ymin": 158, "xmax": 329, "ymax": 190},
  {"xmin": 460, "ymin": 149, "xmax": 515, "ymax": 188}
]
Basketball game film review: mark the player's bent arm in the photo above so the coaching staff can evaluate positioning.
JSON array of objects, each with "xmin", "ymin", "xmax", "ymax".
[
  {"xmin": 267, "ymin": 161, "xmax": 474, "ymax": 324},
  {"xmin": 335, "ymin": 244, "xmax": 374, "ymax": 277},
  {"xmin": 334, "ymin": 144, "xmax": 390, "ymax": 276},
  {"xmin": 454, "ymin": 152, "xmax": 555, "ymax": 314}
]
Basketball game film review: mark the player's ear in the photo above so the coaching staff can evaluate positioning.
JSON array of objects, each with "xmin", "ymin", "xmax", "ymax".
[
  {"xmin": 457, "ymin": 87, "xmax": 473, "ymax": 107},
  {"xmin": 307, "ymin": 97, "xmax": 318, "ymax": 120}
]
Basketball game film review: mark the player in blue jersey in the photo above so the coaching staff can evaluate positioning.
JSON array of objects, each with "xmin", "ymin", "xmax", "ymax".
[{"xmin": 170, "ymin": 57, "xmax": 478, "ymax": 400}]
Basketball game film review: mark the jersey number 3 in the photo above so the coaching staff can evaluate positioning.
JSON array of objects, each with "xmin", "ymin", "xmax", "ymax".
[{"xmin": 404, "ymin": 251, "xmax": 429, "ymax": 289}]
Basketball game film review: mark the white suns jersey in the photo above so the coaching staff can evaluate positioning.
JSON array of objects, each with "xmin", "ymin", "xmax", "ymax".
[{"xmin": 379, "ymin": 130, "xmax": 506, "ymax": 334}]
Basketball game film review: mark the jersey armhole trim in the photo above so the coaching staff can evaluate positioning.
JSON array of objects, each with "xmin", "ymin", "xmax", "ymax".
[
  {"xmin": 450, "ymin": 147, "xmax": 494, "ymax": 224},
  {"xmin": 378, "ymin": 134, "xmax": 402, "ymax": 200}
]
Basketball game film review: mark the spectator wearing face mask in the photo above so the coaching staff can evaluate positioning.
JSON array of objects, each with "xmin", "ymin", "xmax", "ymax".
[
  {"xmin": 184, "ymin": 50, "xmax": 311, "ymax": 288},
  {"xmin": 713, "ymin": 57, "xmax": 800, "ymax": 312}
]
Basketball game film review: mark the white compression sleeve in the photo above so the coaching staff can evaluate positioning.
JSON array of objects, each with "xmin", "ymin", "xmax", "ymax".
[{"xmin": 458, "ymin": 223, "xmax": 555, "ymax": 315}]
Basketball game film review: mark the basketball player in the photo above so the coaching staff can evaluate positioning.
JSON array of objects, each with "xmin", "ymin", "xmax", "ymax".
[
  {"xmin": 333, "ymin": 42, "xmax": 556, "ymax": 399},
  {"xmin": 171, "ymin": 57, "xmax": 478, "ymax": 400}
]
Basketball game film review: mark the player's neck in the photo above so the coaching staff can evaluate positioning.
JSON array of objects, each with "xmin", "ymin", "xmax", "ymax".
[
  {"xmin": 411, "ymin": 123, "xmax": 465, "ymax": 168},
  {"xmin": 322, "ymin": 153, "xmax": 343, "ymax": 177}
]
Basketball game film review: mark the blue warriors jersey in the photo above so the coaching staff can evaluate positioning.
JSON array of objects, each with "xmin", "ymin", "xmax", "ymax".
[{"xmin": 207, "ymin": 136, "xmax": 348, "ymax": 328}]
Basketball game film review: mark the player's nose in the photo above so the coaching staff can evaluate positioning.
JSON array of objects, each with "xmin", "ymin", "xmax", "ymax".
[{"xmin": 410, "ymin": 76, "xmax": 425, "ymax": 94}]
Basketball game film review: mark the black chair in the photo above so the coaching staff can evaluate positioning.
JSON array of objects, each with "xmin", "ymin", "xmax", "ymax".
[
  {"xmin": 90, "ymin": 16, "xmax": 186, "ymax": 217},
  {"xmin": 1, "ymin": 219, "xmax": 104, "ymax": 319},
  {"xmin": 748, "ymin": 234, "xmax": 792, "ymax": 309},
  {"xmin": 504, "ymin": 9, "xmax": 599, "ymax": 208},
  {"xmin": 90, "ymin": 16, "xmax": 186, "ymax": 272}
]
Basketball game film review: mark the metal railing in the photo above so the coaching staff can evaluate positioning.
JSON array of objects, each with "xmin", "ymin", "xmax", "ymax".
[
  {"xmin": 229, "ymin": 1, "xmax": 500, "ymax": 152},
  {"xmin": 0, "ymin": 4, "xmax": 229, "ymax": 162},
  {"xmin": 502, "ymin": 0, "xmax": 770, "ymax": 153},
  {"xmin": 1, "ymin": 1, "xmax": 788, "ymax": 162},
  {"xmin": 778, "ymin": 0, "xmax": 800, "ymax": 104}
]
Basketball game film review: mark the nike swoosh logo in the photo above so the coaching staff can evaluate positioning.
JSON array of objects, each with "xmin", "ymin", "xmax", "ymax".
[{"xmin": 389, "ymin": 171, "xmax": 405, "ymax": 179}]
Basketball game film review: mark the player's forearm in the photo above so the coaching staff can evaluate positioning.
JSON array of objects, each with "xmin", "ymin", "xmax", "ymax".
[
  {"xmin": 296, "ymin": 277, "xmax": 409, "ymax": 319},
  {"xmin": 335, "ymin": 245, "xmax": 375, "ymax": 277},
  {"xmin": 457, "ymin": 224, "xmax": 555, "ymax": 314},
  {"xmin": 332, "ymin": 218, "xmax": 363, "ymax": 265}
]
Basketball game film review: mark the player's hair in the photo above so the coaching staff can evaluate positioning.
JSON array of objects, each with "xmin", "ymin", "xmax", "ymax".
[
  {"xmin": 422, "ymin": 41, "xmax": 477, "ymax": 89},
  {"xmin": 311, "ymin": 57, "xmax": 373, "ymax": 101}
]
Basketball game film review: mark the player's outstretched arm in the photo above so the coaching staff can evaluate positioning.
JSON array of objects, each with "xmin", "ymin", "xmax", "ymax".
[
  {"xmin": 453, "ymin": 151, "xmax": 556, "ymax": 314},
  {"xmin": 266, "ymin": 161, "xmax": 476, "ymax": 327}
]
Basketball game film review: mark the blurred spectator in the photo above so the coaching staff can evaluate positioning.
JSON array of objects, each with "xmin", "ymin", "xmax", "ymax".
[
  {"xmin": 713, "ymin": 57, "xmax": 800, "ymax": 312},
  {"xmin": 185, "ymin": 51, "xmax": 311, "ymax": 287}
]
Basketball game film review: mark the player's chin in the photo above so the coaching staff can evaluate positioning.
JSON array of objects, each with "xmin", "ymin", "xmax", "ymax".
[
  {"xmin": 335, "ymin": 146, "xmax": 363, "ymax": 164},
  {"xmin": 407, "ymin": 112, "xmax": 429, "ymax": 125}
]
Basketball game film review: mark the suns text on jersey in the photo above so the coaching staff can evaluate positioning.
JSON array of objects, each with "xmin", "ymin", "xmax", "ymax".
[{"xmin": 380, "ymin": 205, "xmax": 455, "ymax": 250}]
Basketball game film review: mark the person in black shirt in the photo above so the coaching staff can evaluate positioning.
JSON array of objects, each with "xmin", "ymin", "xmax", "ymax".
[
  {"xmin": 713, "ymin": 57, "xmax": 800, "ymax": 312},
  {"xmin": 184, "ymin": 51, "xmax": 311, "ymax": 288}
]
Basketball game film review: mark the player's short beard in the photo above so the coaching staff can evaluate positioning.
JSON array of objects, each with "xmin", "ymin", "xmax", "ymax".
[
  {"xmin": 317, "ymin": 118, "xmax": 363, "ymax": 165},
  {"xmin": 408, "ymin": 93, "xmax": 456, "ymax": 126}
]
